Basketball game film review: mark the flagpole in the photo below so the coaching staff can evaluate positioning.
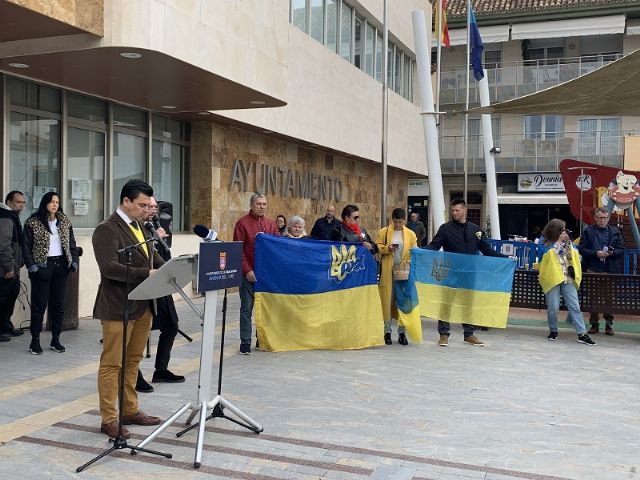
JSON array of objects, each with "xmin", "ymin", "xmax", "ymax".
[
  {"xmin": 463, "ymin": 0, "xmax": 471, "ymax": 203},
  {"xmin": 436, "ymin": 0, "xmax": 443, "ymax": 123},
  {"xmin": 380, "ymin": 0, "xmax": 389, "ymax": 228}
]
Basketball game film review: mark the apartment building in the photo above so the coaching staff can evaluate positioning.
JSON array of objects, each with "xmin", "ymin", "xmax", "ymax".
[
  {"xmin": 429, "ymin": 0, "xmax": 640, "ymax": 239},
  {"xmin": 0, "ymin": 0, "xmax": 428, "ymax": 319}
]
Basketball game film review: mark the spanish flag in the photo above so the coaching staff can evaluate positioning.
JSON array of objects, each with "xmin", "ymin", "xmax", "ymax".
[
  {"xmin": 413, "ymin": 249, "xmax": 516, "ymax": 328},
  {"xmin": 254, "ymin": 235, "xmax": 384, "ymax": 352},
  {"xmin": 434, "ymin": 0, "xmax": 450, "ymax": 47}
]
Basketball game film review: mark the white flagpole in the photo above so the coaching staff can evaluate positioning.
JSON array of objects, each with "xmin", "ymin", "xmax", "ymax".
[
  {"xmin": 436, "ymin": 0, "xmax": 443, "ymax": 122},
  {"xmin": 463, "ymin": 0, "xmax": 471, "ymax": 203}
]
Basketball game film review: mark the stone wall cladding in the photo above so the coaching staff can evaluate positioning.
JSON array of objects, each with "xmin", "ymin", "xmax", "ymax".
[{"xmin": 191, "ymin": 122, "xmax": 409, "ymax": 241}]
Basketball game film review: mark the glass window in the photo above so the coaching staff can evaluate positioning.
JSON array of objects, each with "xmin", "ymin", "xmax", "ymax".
[
  {"xmin": 340, "ymin": 3, "xmax": 352, "ymax": 62},
  {"xmin": 354, "ymin": 16, "xmax": 363, "ymax": 69},
  {"xmin": 394, "ymin": 49, "xmax": 402, "ymax": 94},
  {"xmin": 484, "ymin": 50, "xmax": 502, "ymax": 69},
  {"xmin": 9, "ymin": 113, "xmax": 61, "ymax": 219},
  {"xmin": 325, "ymin": 0, "xmax": 337, "ymax": 52},
  {"xmin": 113, "ymin": 104, "xmax": 146, "ymax": 131},
  {"xmin": 152, "ymin": 115, "xmax": 189, "ymax": 142},
  {"xmin": 403, "ymin": 56, "xmax": 411, "ymax": 99},
  {"xmin": 68, "ymin": 93, "xmax": 107, "ymax": 123},
  {"xmin": 387, "ymin": 44, "xmax": 394, "ymax": 88},
  {"xmin": 375, "ymin": 33, "xmax": 383, "ymax": 81},
  {"xmin": 152, "ymin": 141, "xmax": 186, "ymax": 230},
  {"xmin": 8, "ymin": 77, "xmax": 60, "ymax": 114},
  {"xmin": 65, "ymin": 128, "xmax": 105, "ymax": 228},
  {"xmin": 113, "ymin": 132, "xmax": 146, "ymax": 210},
  {"xmin": 524, "ymin": 115, "xmax": 563, "ymax": 139},
  {"xmin": 365, "ymin": 23, "xmax": 375, "ymax": 76},
  {"xmin": 291, "ymin": 0, "xmax": 306, "ymax": 32},
  {"xmin": 310, "ymin": 0, "xmax": 323, "ymax": 43}
]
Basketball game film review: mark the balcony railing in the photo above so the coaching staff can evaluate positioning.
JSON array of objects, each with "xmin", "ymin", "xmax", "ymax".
[
  {"xmin": 439, "ymin": 54, "xmax": 623, "ymax": 105},
  {"xmin": 439, "ymin": 130, "xmax": 633, "ymax": 174}
]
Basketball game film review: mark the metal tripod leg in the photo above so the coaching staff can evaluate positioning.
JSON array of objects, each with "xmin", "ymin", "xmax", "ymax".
[{"xmin": 134, "ymin": 402, "xmax": 194, "ymax": 450}]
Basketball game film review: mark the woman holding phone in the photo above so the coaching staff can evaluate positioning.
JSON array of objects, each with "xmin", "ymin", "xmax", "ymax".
[
  {"xmin": 375, "ymin": 208, "xmax": 417, "ymax": 346},
  {"xmin": 538, "ymin": 218, "xmax": 595, "ymax": 346}
]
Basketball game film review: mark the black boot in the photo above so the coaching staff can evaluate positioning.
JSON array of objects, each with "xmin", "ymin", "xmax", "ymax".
[
  {"xmin": 50, "ymin": 335, "xmax": 66, "ymax": 353},
  {"xmin": 384, "ymin": 333, "xmax": 392, "ymax": 345},
  {"xmin": 136, "ymin": 370, "xmax": 154, "ymax": 393},
  {"xmin": 29, "ymin": 336, "xmax": 43, "ymax": 355},
  {"xmin": 398, "ymin": 333, "xmax": 408, "ymax": 345}
]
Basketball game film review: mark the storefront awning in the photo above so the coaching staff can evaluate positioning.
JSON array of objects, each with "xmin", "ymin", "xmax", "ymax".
[
  {"xmin": 468, "ymin": 48, "xmax": 640, "ymax": 117},
  {"xmin": 433, "ymin": 24, "xmax": 510, "ymax": 46},
  {"xmin": 498, "ymin": 194, "xmax": 568, "ymax": 205},
  {"xmin": 511, "ymin": 14, "xmax": 626, "ymax": 40}
]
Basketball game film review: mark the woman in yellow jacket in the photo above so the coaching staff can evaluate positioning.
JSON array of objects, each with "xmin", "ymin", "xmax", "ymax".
[
  {"xmin": 539, "ymin": 218, "xmax": 596, "ymax": 346},
  {"xmin": 375, "ymin": 208, "xmax": 417, "ymax": 346}
]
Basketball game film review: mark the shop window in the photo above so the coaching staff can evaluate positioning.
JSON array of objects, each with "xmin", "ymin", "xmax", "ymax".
[
  {"xmin": 113, "ymin": 132, "xmax": 146, "ymax": 210},
  {"xmin": 8, "ymin": 77, "xmax": 60, "ymax": 114},
  {"xmin": 68, "ymin": 93, "xmax": 107, "ymax": 123}
]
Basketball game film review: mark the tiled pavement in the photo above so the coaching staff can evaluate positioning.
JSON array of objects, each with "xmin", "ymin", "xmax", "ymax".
[{"xmin": 0, "ymin": 293, "xmax": 639, "ymax": 480}]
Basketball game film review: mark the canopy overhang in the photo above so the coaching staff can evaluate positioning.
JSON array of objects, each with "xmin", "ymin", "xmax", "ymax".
[
  {"xmin": 511, "ymin": 14, "xmax": 626, "ymax": 40},
  {"xmin": 468, "ymin": 49, "xmax": 640, "ymax": 117}
]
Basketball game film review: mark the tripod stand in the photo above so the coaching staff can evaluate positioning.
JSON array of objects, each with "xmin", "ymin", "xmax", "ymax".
[
  {"xmin": 77, "ymin": 238, "xmax": 171, "ymax": 472},
  {"xmin": 176, "ymin": 288, "xmax": 262, "ymax": 435},
  {"xmin": 133, "ymin": 241, "xmax": 261, "ymax": 468}
]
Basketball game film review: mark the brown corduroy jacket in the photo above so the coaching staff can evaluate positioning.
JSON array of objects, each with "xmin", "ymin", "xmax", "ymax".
[{"xmin": 92, "ymin": 212, "xmax": 165, "ymax": 321}]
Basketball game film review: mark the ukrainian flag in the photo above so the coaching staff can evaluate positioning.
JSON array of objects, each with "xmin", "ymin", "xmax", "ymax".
[
  {"xmin": 413, "ymin": 249, "xmax": 516, "ymax": 328},
  {"xmin": 254, "ymin": 235, "xmax": 384, "ymax": 352}
]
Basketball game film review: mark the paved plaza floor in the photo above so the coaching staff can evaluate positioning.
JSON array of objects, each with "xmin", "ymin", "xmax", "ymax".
[{"xmin": 0, "ymin": 293, "xmax": 638, "ymax": 480}]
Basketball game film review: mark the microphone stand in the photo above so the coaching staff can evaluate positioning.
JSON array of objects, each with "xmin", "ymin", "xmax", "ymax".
[{"xmin": 77, "ymin": 237, "xmax": 171, "ymax": 472}]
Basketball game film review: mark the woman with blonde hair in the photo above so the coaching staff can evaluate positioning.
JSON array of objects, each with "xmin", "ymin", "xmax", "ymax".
[
  {"xmin": 375, "ymin": 208, "xmax": 417, "ymax": 346},
  {"xmin": 539, "ymin": 218, "xmax": 596, "ymax": 346}
]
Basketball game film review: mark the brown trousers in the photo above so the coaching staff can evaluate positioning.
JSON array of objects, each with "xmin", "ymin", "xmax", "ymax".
[{"xmin": 97, "ymin": 308, "xmax": 152, "ymax": 423}]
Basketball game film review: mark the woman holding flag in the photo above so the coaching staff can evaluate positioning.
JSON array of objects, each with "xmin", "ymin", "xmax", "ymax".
[
  {"xmin": 375, "ymin": 208, "xmax": 417, "ymax": 346},
  {"xmin": 539, "ymin": 219, "xmax": 596, "ymax": 346}
]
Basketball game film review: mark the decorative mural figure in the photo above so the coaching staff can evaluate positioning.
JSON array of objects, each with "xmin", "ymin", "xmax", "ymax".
[{"xmin": 605, "ymin": 171, "xmax": 640, "ymax": 253}]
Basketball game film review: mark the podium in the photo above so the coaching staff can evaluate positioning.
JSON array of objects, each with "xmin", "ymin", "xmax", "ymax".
[{"xmin": 130, "ymin": 242, "xmax": 262, "ymax": 468}]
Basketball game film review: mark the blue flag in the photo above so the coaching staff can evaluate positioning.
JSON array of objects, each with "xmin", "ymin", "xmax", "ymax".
[{"xmin": 470, "ymin": 7, "xmax": 484, "ymax": 81}]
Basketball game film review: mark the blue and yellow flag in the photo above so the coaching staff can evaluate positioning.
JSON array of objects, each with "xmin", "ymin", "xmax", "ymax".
[
  {"xmin": 254, "ymin": 235, "xmax": 384, "ymax": 352},
  {"xmin": 413, "ymin": 249, "xmax": 515, "ymax": 328}
]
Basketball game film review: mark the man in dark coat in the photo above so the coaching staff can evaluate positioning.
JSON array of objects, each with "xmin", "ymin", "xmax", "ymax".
[
  {"xmin": 407, "ymin": 212, "xmax": 427, "ymax": 246},
  {"xmin": 0, "ymin": 191, "xmax": 26, "ymax": 341},
  {"xmin": 136, "ymin": 196, "xmax": 184, "ymax": 393},
  {"xmin": 578, "ymin": 207, "xmax": 625, "ymax": 335},
  {"xmin": 427, "ymin": 198, "xmax": 508, "ymax": 347},
  {"xmin": 310, "ymin": 205, "xmax": 341, "ymax": 240},
  {"xmin": 92, "ymin": 179, "xmax": 164, "ymax": 439}
]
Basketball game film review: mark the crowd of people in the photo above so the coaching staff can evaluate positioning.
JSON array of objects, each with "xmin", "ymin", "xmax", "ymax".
[{"xmin": 1, "ymin": 183, "xmax": 623, "ymax": 439}]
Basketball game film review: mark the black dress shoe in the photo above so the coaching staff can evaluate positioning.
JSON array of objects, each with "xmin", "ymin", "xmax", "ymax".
[
  {"xmin": 152, "ymin": 369, "xmax": 185, "ymax": 383},
  {"xmin": 398, "ymin": 333, "xmax": 408, "ymax": 345},
  {"xmin": 7, "ymin": 328, "xmax": 24, "ymax": 337},
  {"xmin": 384, "ymin": 333, "xmax": 392, "ymax": 345},
  {"xmin": 0, "ymin": 334, "xmax": 9, "ymax": 343},
  {"xmin": 136, "ymin": 371, "xmax": 154, "ymax": 393}
]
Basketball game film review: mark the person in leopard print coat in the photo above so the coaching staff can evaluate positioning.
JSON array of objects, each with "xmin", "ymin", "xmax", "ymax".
[{"xmin": 23, "ymin": 191, "xmax": 78, "ymax": 355}]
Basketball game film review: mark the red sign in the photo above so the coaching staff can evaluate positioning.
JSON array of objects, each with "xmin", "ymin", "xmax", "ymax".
[{"xmin": 559, "ymin": 159, "xmax": 640, "ymax": 226}]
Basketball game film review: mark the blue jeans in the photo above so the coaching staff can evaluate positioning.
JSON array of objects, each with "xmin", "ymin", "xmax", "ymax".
[
  {"xmin": 438, "ymin": 321, "xmax": 475, "ymax": 338},
  {"xmin": 239, "ymin": 275, "xmax": 255, "ymax": 344},
  {"xmin": 545, "ymin": 282, "xmax": 586, "ymax": 335}
]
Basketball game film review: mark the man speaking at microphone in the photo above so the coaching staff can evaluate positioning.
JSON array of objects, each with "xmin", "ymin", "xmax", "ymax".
[{"xmin": 92, "ymin": 179, "xmax": 164, "ymax": 439}]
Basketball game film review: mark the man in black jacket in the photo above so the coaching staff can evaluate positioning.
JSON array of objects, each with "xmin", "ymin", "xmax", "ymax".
[
  {"xmin": 0, "ymin": 191, "xmax": 26, "ymax": 341},
  {"xmin": 578, "ymin": 207, "xmax": 624, "ymax": 335},
  {"xmin": 426, "ymin": 198, "xmax": 507, "ymax": 347},
  {"xmin": 310, "ymin": 205, "xmax": 341, "ymax": 240}
]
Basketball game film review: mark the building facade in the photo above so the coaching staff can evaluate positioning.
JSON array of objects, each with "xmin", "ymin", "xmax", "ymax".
[
  {"xmin": 429, "ymin": 0, "xmax": 640, "ymax": 239},
  {"xmin": 0, "ymin": 0, "xmax": 429, "ymax": 319}
]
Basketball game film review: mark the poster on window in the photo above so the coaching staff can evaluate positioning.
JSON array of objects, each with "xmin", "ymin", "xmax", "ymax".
[
  {"xmin": 33, "ymin": 186, "xmax": 56, "ymax": 208},
  {"xmin": 71, "ymin": 178, "xmax": 92, "ymax": 200}
]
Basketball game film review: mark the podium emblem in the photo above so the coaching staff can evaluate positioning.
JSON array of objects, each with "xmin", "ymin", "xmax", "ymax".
[{"xmin": 219, "ymin": 252, "xmax": 227, "ymax": 270}]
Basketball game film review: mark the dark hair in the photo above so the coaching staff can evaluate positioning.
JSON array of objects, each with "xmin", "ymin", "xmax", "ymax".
[
  {"xmin": 391, "ymin": 208, "xmax": 406, "ymax": 220},
  {"xmin": 542, "ymin": 218, "xmax": 566, "ymax": 245},
  {"xmin": 5, "ymin": 190, "xmax": 23, "ymax": 203},
  {"xmin": 120, "ymin": 179, "xmax": 153, "ymax": 204},
  {"xmin": 450, "ymin": 198, "xmax": 466, "ymax": 208},
  {"xmin": 31, "ymin": 191, "xmax": 62, "ymax": 233},
  {"xmin": 276, "ymin": 214, "xmax": 286, "ymax": 224},
  {"xmin": 341, "ymin": 204, "xmax": 359, "ymax": 220},
  {"xmin": 593, "ymin": 207, "xmax": 609, "ymax": 216}
]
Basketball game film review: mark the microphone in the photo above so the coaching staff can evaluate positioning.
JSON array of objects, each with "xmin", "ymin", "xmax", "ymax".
[
  {"xmin": 144, "ymin": 221, "xmax": 170, "ymax": 251},
  {"xmin": 193, "ymin": 224, "xmax": 218, "ymax": 242}
]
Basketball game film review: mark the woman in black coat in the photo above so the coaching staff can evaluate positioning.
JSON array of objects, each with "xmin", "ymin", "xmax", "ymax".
[{"xmin": 331, "ymin": 204, "xmax": 378, "ymax": 255}]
